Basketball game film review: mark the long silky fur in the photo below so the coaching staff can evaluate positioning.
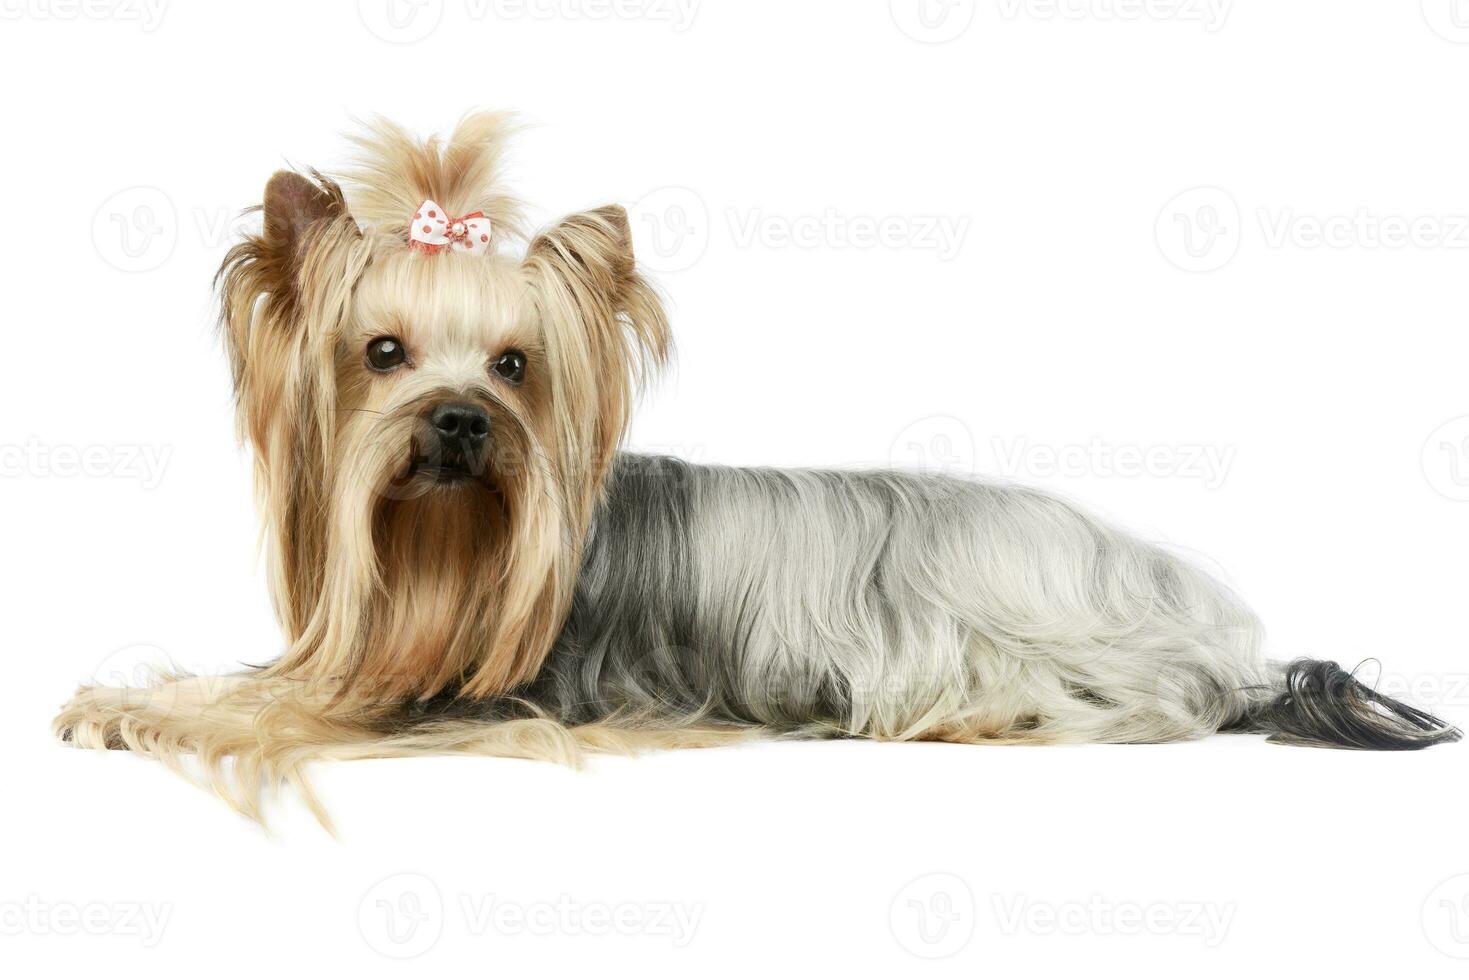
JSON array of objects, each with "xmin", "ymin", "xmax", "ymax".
[
  {"xmin": 54, "ymin": 114, "xmax": 1460, "ymax": 831},
  {"xmin": 56, "ymin": 113, "xmax": 676, "ymax": 828},
  {"xmin": 1234, "ymin": 659, "xmax": 1461, "ymax": 750}
]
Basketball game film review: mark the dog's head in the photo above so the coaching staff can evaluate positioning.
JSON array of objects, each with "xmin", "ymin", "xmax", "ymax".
[{"xmin": 218, "ymin": 113, "xmax": 668, "ymax": 701}]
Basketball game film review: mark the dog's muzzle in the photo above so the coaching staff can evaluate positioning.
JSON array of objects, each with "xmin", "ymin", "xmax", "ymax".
[{"xmin": 418, "ymin": 400, "xmax": 492, "ymax": 483}]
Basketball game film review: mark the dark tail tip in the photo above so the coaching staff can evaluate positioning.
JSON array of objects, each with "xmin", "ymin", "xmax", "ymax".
[{"xmin": 1245, "ymin": 659, "xmax": 1462, "ymax": 750}]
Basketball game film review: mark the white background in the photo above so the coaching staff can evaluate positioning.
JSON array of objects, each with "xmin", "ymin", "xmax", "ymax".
[{"xmin": 3, "ymin": 0, "xmax": 1469, "ymax": 975}]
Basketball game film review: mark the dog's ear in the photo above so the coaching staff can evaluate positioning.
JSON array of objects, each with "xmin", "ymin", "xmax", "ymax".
[
  {"xmin": 527, "ymin": 205, "xmax": 637, "ymax": 302},
  {"xmin": 262, "ymin": 170, "xmax": 343, "ymax": 269},
  {"xmin": 217, "ymin": 170, "xmax": 367, "ymax": 639},
  {"xmin": 219, "ymin": 168, "xmax": 361, "ymax": 400},
  {"xmin": 525, "ymin": 204, "xmax": 670, "ymax": 363},
  {"xmin": 524, "ymin": 204, "xmax": 671, "ymax": 496},
  {"xmin": 218, "ymin": 170, "xmax": 357, "ymax": 356}
]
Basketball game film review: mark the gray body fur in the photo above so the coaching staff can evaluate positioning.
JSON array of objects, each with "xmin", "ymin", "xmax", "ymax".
[{"xmin": 519, "ymin": 454, "xmax": 1274, "ymax": 743}]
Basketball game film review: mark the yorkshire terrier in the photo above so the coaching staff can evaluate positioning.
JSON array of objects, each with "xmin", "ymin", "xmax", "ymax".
[{"xmin": 56, "ymin": 113, "xmax": 1459, "ymax": 827}]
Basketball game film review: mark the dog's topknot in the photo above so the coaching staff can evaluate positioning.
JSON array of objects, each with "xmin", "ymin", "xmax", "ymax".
[{"xmin": 342, "ymin": 110, "xmax": 526, "ymax": 250}]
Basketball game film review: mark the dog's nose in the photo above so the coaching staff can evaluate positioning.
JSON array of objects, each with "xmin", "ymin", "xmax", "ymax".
[{"xmin": 430, "ymin": 402, "xmax": 491, "ymax": 444}]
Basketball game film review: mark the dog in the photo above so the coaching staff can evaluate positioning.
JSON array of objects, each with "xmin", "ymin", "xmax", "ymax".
[{"xmin": 56, "ymin": 113, "xmax": 1460, "ymax": 828}]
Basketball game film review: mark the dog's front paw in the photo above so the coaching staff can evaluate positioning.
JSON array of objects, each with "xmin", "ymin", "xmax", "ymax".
[
  {"xmin": 57, "ymin": 724, "xmax": 129, "ymax": 750},
  {"xmin": 54, "ymin": 686, "xmax": 145, "ymax": 751},
  {"xmin": 55, "ymin": 674, "xmax": 242, "ymax": 756}
]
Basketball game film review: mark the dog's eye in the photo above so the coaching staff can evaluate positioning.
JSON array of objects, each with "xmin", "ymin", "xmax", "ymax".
[
  {"xmin": 366, "ymin": 336, "xmax": 407, "ymax": 372},
  {"xmin": 492, "ymin": 350, "xmax": 527, "ymax": 385}
]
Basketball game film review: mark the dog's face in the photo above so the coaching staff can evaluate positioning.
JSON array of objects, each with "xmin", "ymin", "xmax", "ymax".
[
  {"xmin": 339, "ymin": 251, "xmax": 546, "ymax": 498},
  {"xmin": 216, "ymin": 121, "xmax": 668, "ymax": 703}
]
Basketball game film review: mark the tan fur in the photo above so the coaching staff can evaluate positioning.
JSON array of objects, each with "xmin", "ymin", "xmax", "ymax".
[
  {"xmin": 55, "ymin": 674, "xmax": 755, "ymax": 835},
  {"xmin": 55, "ymin": 113, "xmax": 672, "ymax": 829}
]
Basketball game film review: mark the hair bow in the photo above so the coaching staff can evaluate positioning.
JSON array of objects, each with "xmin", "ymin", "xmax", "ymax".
[{"xmin": 408, "ymin": 200, "xmax": 491, "ymax": 254}]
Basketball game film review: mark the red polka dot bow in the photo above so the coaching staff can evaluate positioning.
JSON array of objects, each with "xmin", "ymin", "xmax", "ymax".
[{"xmin": 408, "ymin": 200, "xmax": 492, "ymax": 254}]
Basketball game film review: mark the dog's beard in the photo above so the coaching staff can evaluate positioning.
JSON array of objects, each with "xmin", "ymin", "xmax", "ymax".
[
  {"xmin": 365, "ymin": 485, "xmax": 507, "ymax": 698},
  {"xmin": 263, "ymin": 398, "xmax": 569, "ymax": 704}
]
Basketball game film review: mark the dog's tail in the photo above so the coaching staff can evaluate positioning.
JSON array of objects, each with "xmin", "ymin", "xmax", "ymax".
[{"xmin": 1231, "ymin": 658, "xmax": 1461, "ymax": 750}]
